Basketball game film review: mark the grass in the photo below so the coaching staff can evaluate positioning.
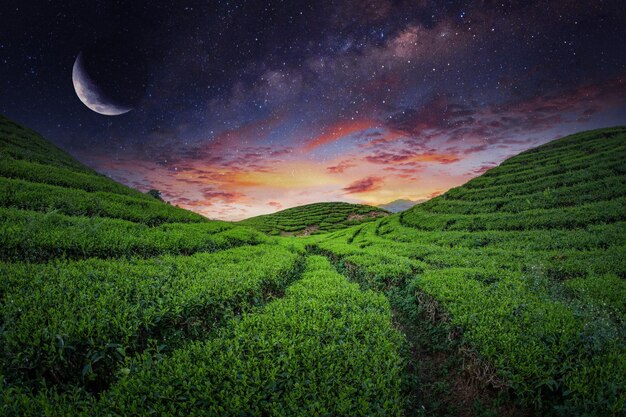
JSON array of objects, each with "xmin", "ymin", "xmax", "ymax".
[{"xmin": 0, "ymin": 114, "xmax": 624, "ymax": 416}]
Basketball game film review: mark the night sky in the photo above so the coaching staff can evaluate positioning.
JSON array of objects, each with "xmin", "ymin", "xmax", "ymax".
[{"xmin": 1, "ymin": 1, "xmax": 625, "ymax": 220}]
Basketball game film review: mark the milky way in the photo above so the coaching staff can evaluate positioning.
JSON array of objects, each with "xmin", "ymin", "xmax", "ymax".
[{"xmin": 2, "ymin": 1, "xmax": 625, "ymax": 219}]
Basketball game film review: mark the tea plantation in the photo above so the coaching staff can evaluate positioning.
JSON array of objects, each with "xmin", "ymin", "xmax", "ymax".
[
  {"xmin": 1, "ymin": 113, "xmax": 624, "ymax": 416},
  {"xmin": 238, "ymin": 201, "xmax": 389, "ymax": 235},
  {"xmin": 0, "ymin": 115, "xmax": 403, "ymax": 416},
  {"xmin": 306, "ymin": 126, "xmax": 626, "ymax": 416}
]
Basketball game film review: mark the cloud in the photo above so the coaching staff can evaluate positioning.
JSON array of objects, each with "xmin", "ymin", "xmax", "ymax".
[
  {"xmin": 201, "ymin": 189, "xmax": 246, "ymax": 204},
  {"xmin": 386, "ymin": 96, "xmax": 477, "ymax": 136},
  {"xmin": 327, "ymin": 160, "xmax": 356, "ymax": 174},
  {"xmin": 364, "ymin": 149, "xmax": 461, "ymax": 165},
  {"xmin": 303, "ymin": 120, "xmax": 376, "ymax": 151},
  {"xmin": 359, "ymin": 131, "xmax": 404, "ymax": 148},
  {"xmin": 343, "ymin": 176, "xmax": 384, "ymax": 194},
  {"xmin": 384, "ymin": 75, "xmax": 626, "ymax": 155}
]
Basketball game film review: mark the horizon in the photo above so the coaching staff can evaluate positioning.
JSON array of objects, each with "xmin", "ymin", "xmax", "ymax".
[
  {"xmin": 1, "ymin": 1, "xmax": 625, "ymax": 220},
  {"xmin": 95, "ymin": 123, "xmax": 626, "ymax": 221}
]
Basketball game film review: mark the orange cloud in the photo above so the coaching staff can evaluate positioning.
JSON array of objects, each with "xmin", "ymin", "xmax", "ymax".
[{"xmin": 364, "ymin": 150, "xmax": 461, "ymax": 165}]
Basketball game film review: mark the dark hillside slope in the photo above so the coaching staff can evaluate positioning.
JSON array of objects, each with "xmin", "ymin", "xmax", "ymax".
[
  {"xmin": 0, "ymin": 115, "xmax": 272, "ymax": 262},
  {"xmin": 239, "ymin": 201, "xmax": 388, "ymax": 235},
  {"xmin": 0, "ymin": 114, "xmax": 208, "ymax": 226},
  {"xmin": 0, "ymin": 114, "xmax": 93, "ymax": 173},
  {"xmin": 309, "ymin": 126, "xmax": 626, "ymax": 416}
]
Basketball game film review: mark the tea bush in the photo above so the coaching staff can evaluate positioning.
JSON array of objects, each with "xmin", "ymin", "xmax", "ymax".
[
  {"xmin": 0, "ymin": 208, "xmax": 266, "ymax": 261},
  {"xmin": 99, "ymin": 256, "xmax": 404, "ymax": 416},
  {"xmin": 239, "ymin": 202, "xmax": 388, "ymax": 235},
  {"xmin": 1, "ymin": 245, "xmax": 303, "ymax": 392},
  {"xmin": 0, "ymin": 177, "xmax": 207, "ymax": 225}
]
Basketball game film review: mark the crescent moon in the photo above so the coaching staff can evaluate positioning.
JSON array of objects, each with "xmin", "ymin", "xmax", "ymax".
[{"xmin": 72, "ymin": 53, "xmax": 132, "ymax": 116}]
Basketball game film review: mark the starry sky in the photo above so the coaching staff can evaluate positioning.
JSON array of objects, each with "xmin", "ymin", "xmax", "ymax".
[{"xmin": 1, "ymin": 0, "xmax": 625, "ymax": 220}]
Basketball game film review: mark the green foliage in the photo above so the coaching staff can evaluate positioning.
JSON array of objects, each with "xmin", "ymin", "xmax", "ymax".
[
  {"xmin": 414, "ymin": 269, "xmax": 591, "ymax": 404},
  {"xmin": 0, "ymin": 177, "xmax": 206, "ymax": 225},
  {"xmin": 0, "ymin": 208, "xmax": 266, "ymax": 261},
  {"xmin": 239, "ymin": 202, "xmax": 388, "ymax": 235},
  {"xmin": 1, "ymin": 244, "xmax": 302, "ymax": 393},
  {"xmin": 402, "ymin": 197, "xmax": 626, "ymax": 231},
  {"xmin": 565, "ymin": 274, "xmax": 626, "ymax": 318},
  {"xmin": 98, "ymin": 256, "xmax": 404, "ymax": 416},
  {"xmin": 0, "ymin": 156, "xmax": 152, "ymax": 199}
]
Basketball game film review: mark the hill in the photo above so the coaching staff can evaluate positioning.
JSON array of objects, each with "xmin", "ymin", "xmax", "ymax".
[
  {"xmin": 378, "ymin": 198, "xmax": 424, "ymax": 213},
  {"xmin": 307, "ymin": 126, "xmax": 626, "ymax": 416},
  {"xmin": 0, "ymin": 114, "xmax": 212, "ymax": 227},
  {"xmin": 238, "ymin": 201, "xmax": 388, "ymax": 235}
]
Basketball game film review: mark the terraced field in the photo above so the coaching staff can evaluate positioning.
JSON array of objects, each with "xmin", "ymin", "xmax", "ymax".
[
  {"xmin": 0, "ymin": 115, "xmax": 404, "ymax": 416},
  {"xmin": 1, "ymin": 114, "xmax": 624, "ymax": 417},
  {"xmin": 306, "ymin": 126, "xmax": 626, "ymax": 416},
  {"xmin": 239, "ymin": 201, "xmax": 388, "ymax": 235}
]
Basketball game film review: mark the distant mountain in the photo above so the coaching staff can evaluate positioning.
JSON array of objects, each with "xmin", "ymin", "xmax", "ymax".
[
  {"xmin": 239, "ymin": 202, "xmax": 389, "ymax": 235},
  {"xmin": 378, "ymin": 199, "xmax": 425, "ymax": 213}
]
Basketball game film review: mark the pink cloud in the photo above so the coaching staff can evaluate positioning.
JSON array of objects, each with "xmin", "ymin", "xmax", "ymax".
[
  {"xmin": 327, "ymin": 160, "xmax": 357, "ymax": 174},
  {"xmin": 343, "ymin": 176, "xmax": 384, "ymax": 194},
  {"xmin": 303, "ymin": 119, "xmax": 376, "ymax": 151}
]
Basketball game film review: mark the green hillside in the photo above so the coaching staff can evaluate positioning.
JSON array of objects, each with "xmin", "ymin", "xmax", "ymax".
[
  {"xmin": 239, "ymin": 201, "xmax": 388, "ymax": 235},
  {"xmin": 0, "ymin": 116, "xmax": 403, "ymax": 416},
  {"xmin": 0, "ymin": 115, "xmax": 208, "ymax": 226},
  {"xmin": 307, "ymin": 126, "xmax": 626, "ymax": 416},
  {"xmin": 1, "ymin": 115, "xmax": 625, "ymax": 416}
]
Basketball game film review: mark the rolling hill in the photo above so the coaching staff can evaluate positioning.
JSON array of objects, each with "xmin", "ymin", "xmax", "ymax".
[
  {"xmin": 1, "ymin": 114, "xmax": 624, "ymax": 417},
  {"xmin": 238, "ymin": 201, "xmax": 388, "ymax": 235}
]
